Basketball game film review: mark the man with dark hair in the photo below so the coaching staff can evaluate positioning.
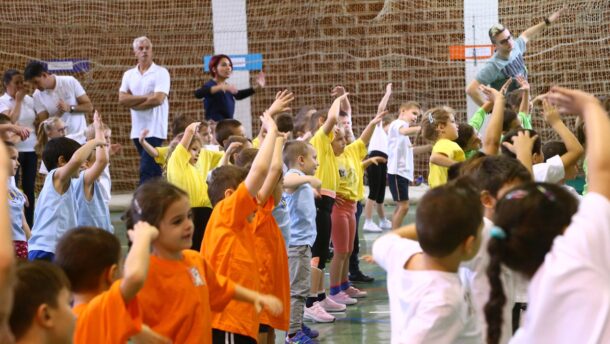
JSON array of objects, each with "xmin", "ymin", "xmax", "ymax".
[
  {"xmin": 466, "ymin": 7, "xmax": 565, "ymax": 106},
  {"xmin": 24, "ymin": 61, "xmax": 93, "ymax": 144}
]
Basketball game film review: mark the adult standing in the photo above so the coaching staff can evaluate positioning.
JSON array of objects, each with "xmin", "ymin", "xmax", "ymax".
[
  {"xmin": 466, "ymin": 7, "xmax": 565, "ymax": 106},
  {"xmin": 194, "ymin": 54, "xmax": 265, "ymax": 122},
  {"xmin": 0, "ymin": 69, "xmax": 38, "ymax": 226},
  {"xmin": 24, "ymin": 61, "xmax": 93, "ymax": 144},
  {"xmin": 119, "ymin": 36, "xmax": 170, "ymax": 185}
]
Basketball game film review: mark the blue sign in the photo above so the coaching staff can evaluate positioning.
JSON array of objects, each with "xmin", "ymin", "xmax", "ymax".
[
  {"xmin": 43, "ymin": 59, "xmax": 90, "ymax": 73},
  {"xmin": 203, "ymin": 54, "xmax": 263, "ymax": 72}
]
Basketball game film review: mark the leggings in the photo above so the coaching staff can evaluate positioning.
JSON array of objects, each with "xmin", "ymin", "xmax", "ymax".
[{"xmin": 311, "ymin": 195, "xmax": 334, "ymax": 270}]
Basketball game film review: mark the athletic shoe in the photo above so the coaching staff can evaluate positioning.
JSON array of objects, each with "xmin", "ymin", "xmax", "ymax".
[
  {"xmin": 319, "ymin": 295, "xmax": 347, "ymax": 312},
  {"xmin": 304, "ymin": 302, "xmax": 335, "ymax": 323},
  {"xmin": 285, "ymin": 330, "xmax": 314, "ymax": 344},
  {"xmin": 345, "ymin": 286, "xmax": 367, "ymax": 298},
  {"xmin": 302, "ymin": 324, "xmax": 319, "ymax": 339},
  {"xmin": 328, "ymin": 291, "xmax": 358, "ymax": 305},
  {"xmin": 379, "ymin": 218, "xmax": 393, "ymax": 230},
  {"xmin": 363, "ymin": 220, "xmax": 382, "ymax": 232},
  {"xmin": 349, "ymin": 271, "xmax": 375, "ymax": 283}
]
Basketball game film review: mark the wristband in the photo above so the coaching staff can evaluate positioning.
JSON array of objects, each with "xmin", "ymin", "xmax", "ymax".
[{"xmin": 544, "ymin": 17, "xmax": 551, "ymax": 26}]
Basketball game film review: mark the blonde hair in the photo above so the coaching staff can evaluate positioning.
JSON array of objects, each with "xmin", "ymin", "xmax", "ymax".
[
  {"xmin": 420, "ymin": 106, "xmax": 455, "ymax": 142},
  {"xmin": 85, "ymin": 123, "xmax": 111, "ymax": 141},
  {"xmin": 399, "ymin": 101, "xmax": 422, "ymax": 113},
  {"xmin": 35, "ymin": 117, "xmax": 64, "ymax": 154}
]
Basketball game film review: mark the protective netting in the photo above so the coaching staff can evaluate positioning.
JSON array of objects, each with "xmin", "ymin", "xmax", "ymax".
[{"xmin": 0, "ymin": 0, "xmax": 607, "ymax": 192}]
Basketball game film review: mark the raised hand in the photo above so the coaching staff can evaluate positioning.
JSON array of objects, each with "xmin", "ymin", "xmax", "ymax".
[
  {"xmin": 371, "ymin": 110, "xmax": 389, "ymax": 126},
  {"xmin": 515, "ymin": 76, "xmax": 530, "ymax": 92},
  {"xmin": 502, "ymin": 130, "xmax": 538, "ymax": 156},
  {"xmin": 139, "ymin": 129, "xmax": 150, "ymax": 142},
  {"xmin": 260, "ymin": 110, "xmax": 278, "ymax": 135},
  {"xmin": 385, "ymin": 83, "xmax": 392, "ymax": 94},
  {"xmin": 499, "ymin": 78, "xmax": 513, "ymax": 95},
  {"xmin": 255, "ymin": 72, "xmax": 266, "ymax": 88},
  {"xmin": 185, "ymin": 122, "xmax": 201, "ymax": 135},
  {"xmin": 479, "ymin": 84, "xmax": 504, "ymax": 102},
  {"xmin": 267, "ymin": 89, "xmax": 294, "ymax": 116},
  {"xmin": 546, "ymin": 86, "xmax": 600, "ymax": 116},
  {"xmin": 541, "ymin": 99, "xmax": 561, "ymax": 125},
  {"xmin": 331, "ymin": 85, "xmax": 347, "ymax": 98},
  {"xmin": 547, "ymin": 6, "xmax": 566, "ymax": 24},
  {"xmin": 127, "ymin": 221, "xmax": 159, "ymax": 243}
]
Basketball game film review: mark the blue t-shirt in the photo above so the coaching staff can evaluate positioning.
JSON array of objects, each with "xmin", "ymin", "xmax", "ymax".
[
  {"xmin": 73, "ymin": 171, "xmax": 113, "ymax": 232},
  {"xmin": 8, "ymin": 183, "xmax": 27, "ymax": 241},
  {"xmin": 272, "ymin": 196, "xmax": 291, "ymax": 250},
  {"xmin": 284, "ymin": 169, "xmax": 317, "ymax": 247},
  {"xmin": 476, "ymin": 37, "xmax": 528, "ymax": 91},
  {"xmin": 29, "ymin": 169, "xmax": 78, "ymax": 254}
]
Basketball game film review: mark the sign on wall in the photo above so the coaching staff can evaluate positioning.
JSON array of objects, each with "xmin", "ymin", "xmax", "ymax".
[{"xmin": 203, "ymin": 54, "xmax": 263, "ymax": 72}]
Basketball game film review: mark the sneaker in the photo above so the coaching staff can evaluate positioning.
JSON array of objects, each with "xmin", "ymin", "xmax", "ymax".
[
  {"xmin": 302, "ymin": 324, "xmax": 319, "ymax": 339},
  {"xmin": 363, "ymin": 220, "xmax": 382, "ymax": 232},
  {"xmin": 379, "ymin": 218, "xmax": 393, "ymax": 230},
  {"xmin": 345, "ymin": 286, "xmax": 367, "ymax": 298},
  {"xmin": 349, "ymin": 271, "xmax": 375, "ymax": 283},
  {"xmin": 304, "ymin": 302, "xmax": 335, "ymax": 323},
  {"xmin": 328, "ymin": 291, "xmax": 358, "ymax": 305},
  {"xmin": 319, "ymin": 295, "xmax": 347, "ymax": 312},
  {"xmin": 285, "ymin": 330, "xmax": 314, "ymax": 343}
]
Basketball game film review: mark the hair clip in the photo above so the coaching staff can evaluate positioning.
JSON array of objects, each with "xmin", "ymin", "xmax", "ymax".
[
  {"xmin": 490, "ymin": 226, "xmax": 507, "ymax": 240},
  {"xmin": 428, "ymin": 113, "xmax": 434, "ymax": 123},
  {"xmin": 133, "ymin": 199, "xmax": 142, "ymax": 215},
  {"xmin": 505, "ymin": 189, "xmax": 528, "ymax": 200},
  {"xmin": 536, "ymin": 185, "xmax": 557, "ymax": 202}
]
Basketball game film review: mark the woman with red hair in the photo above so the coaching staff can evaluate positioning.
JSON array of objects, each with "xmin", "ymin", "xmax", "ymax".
[{"xmin": 194, "ymin": 54, "xmax": 265, "ymax": 122}]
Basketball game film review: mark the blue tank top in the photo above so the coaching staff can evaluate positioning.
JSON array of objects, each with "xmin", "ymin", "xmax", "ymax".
[
  {"xmin": 73, "ymin": 171, "xmax": 113, "ymax": 232},
  {"xmin": 8, "ymin": 183, "xmax": 27, "ymax": 241}
]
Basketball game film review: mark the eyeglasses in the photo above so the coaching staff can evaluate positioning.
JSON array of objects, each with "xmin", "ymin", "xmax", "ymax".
[{"xmin": 498, "ymin": 34, "xmax": 513, "ymax": 45}]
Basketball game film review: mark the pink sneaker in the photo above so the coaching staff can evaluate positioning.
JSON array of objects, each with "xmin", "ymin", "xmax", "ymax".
[
  {"xmin": 328, "ymin": 291, "xmax": 357, "ymax": 305},
  {"xmin": 304, "ymin": 302, "xmax": 335, "ymax": 323},
  {"xmin": 345, "ymin": 286, "xmax": 367, "ymax": 298},
  {"xmin": 319, "ymin": 296, "xmax": 347, "ymax": 312}
]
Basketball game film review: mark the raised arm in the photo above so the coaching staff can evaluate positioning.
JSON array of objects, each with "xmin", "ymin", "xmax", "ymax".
[
  {"xmin": 54, "ymin": 138, "xmax": 104, "ymax": 192},
  {"xmin": 180, "ymin": 122, "xmax": 200, "ymax": 149},
  {"xmin": 520, "ymin": 7, "xmax": 565, "ymax": 42},
  {"xmin": 547, "ymin": 86, "xmax": 610, "ymax": 199},
  {"xmin": 257, "ymin": 134, "xmax": 287, "ymax": 204},
  {"xmin": 121, "ymin": 221, "xmax": 158, "ymax": 302},
  {"xmin": 138, "ymin": 129, "xmax": 160, "ymax": 158},
  {"xmin": 377, "ymin": 83, "xmax": 392, "ymax": 115},
  {"xmin": 331, "ymin": 86, "xmax": 352, "ymax": 118},
  {"xmin": 83, "ymin": 111, "xmax": 109, "ymax": 196},
  {"xmin": 542, "ymin": 100, "xmax": 584, "ymax": 169},
  {"xmin": 283, "ymin": 173, "xmax": 321, "ymax": 192},
  {"xmin": 480, "ymin": 83, "xmax": 508, "ymax": 155},
  {"xmin": 502, "ymin": 130, "xmax": 538, "ymax": 175},
  {"xmin": 360, "ymin": 110, "xmax": 389, "ymax": 146},
  {"xmin": 322, "ymin": 93, "xmax": 348, "ymax": 135},
  {"xmin": 466, "ymin": 79, "xmax": 486, "ymax": 107}
]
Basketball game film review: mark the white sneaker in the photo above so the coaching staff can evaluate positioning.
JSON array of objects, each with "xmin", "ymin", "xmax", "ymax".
[
  {"xmin": 363, "ymin": 220, "xmax": 382, "ymax": 232},
  {"xmin": 378, "ymin": 218, "xmax": 392, "ymax": 230},
  {"xmin": 328, "ymin": 291, "xmax": 358, "ymax": 305},
  {"xmin": 304, "ymin": 302, "xmax": 336, "ymax": 323},
  {"xmin": 319, "ymin": 296, "xmax": 347, "ymax": 312}
]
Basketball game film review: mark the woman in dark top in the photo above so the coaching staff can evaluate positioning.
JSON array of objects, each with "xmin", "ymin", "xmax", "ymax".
[{"xmin": 194, "ymin": 54, "xmax": 265, "ymax": 122}]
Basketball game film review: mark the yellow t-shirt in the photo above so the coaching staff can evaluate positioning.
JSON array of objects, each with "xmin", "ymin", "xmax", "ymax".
[
  {"xmin": 428, "ymin": 139, "xmax": 465, "ymax": 188},
  {"xmin": 309, "ymin": 128, "xmax": 338, "ymax": 197},
  {"xmin": 252, "ymin": 137, "xmax": 260, "ymax": 149},
  {"xmin": 167, "ymin": 144, "xmax": 224, "ymax": 208},
  {"xmin": 154, "ymin": 146, "xmax": 169, "ymax": 166},
  {"xmin": 336, "ymin": 139, "xmax": 367, "ymax": 201}
]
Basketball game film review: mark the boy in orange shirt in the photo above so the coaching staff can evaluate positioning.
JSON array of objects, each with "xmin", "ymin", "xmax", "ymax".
[
  {"xmin": 203, "ymin": 90, "xmax": 293, "ymax": 343},
  {"xmin": 54, "ymin": 224, "xmax": 170, "ymax": 344}
]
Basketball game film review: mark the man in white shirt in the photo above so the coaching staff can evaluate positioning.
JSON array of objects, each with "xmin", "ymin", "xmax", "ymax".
[
  {"xmin": 119, "ymin": 36, "xmax": 170, "ymax": 185},
  {"xmin": 23, "ymin": 61, "xmax": 93, "ymax": 144}
]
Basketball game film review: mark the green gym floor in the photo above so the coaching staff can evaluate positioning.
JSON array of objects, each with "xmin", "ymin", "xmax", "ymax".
[{"xmin": 110, "ymin": 204, "xmax": 415, "ymax": 344}]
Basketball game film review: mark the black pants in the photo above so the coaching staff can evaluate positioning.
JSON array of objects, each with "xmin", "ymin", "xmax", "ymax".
[
  {"xmin": 133, "ymin": 137, "xmax": 163, "ymax": 185},
  {"xmin": 192, "ymin": 207, "xmax": 212, "ymax": 250},
  {"xmin": 15, "ymin": 151, "xmax": 37, "ymax": 227},
  {"xmin": 349, "ymin": 201, "xmax": 363, "ymax": 275},
  {"xmin": 212, "ymin": 329, "xmax": 256, "ymax": 344},
  {"xmin": 312, "ymin": 195, "xmax": 334, "ymax": 270}
]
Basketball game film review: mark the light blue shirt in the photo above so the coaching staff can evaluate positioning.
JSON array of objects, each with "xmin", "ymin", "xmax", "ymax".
[
  {"xmin": 272, "ymin": 195, "xmax": 291, "ymax": 249},
  {"xmin": 476, "ymin": 37, "xmax": 527, "ymax": 91},
  {"xmin": 8, "ymin": 183, "xmax": 27, "ymax": 241},
  {"xmin": 285, "ymin": 169, "xmax": 317, "ymax": 247},
  {"xmin": 73, "ymin": 171, "xmax": 113, "ymax": 232},
  {"xmin": 28, "ymin": 169, "xmax": 78, "ymax": 253}
]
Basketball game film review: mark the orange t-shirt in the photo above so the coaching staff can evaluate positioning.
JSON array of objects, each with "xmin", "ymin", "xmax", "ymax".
[
  {"xmin": 202, "ymin": 182, "xmax": 260, "ymax": 339},
  {"xmin": 254, "ymin": 197, "xmax": 290, "ymax": 331},
  {"xmin": 72, "ymin": 280, "xmax": 142, "ymax": 344},
  {"xmin": 138, "ymin": 250, "xmax": 235, "ymax": 344}
]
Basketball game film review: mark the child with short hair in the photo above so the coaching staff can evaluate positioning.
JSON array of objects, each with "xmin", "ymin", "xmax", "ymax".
[
  {"xmin": 55, "ymin": 224, "xmax": 169, "ymax": 343},
  {"xmin": 28, "ymin": 135, "xmax": 104, "ymax": 261},
  {"xmin": 421, "ymin": 106, "xmax": 465, "ymax": 188},
  {"xmin": 83, "ymin": 113, "xmax": 115, "ymax": 206},
  {"xmin": 35, "ymin": 117, "xmax": 71, "ymax": 175},
  {"xmin": 373, "ymin": 178, "xmax": 483, "ymax": 343},
  {"xmin": 214, "ymin": 118, "xmax": 245, "ymax": 148},
  {"xmin": 8, "ymin": 260, "xmax": 75, "ymax": 344},
  {"xmin": 5, "ymin": 142, "xmax": 31, "ymax": 258},
  {"xmin": 542, "ymin": 140, "xmax": 581, "ymax": 199},
  {"xmin": 486, "ymin": 87, "xmax": 610, "ymax": 344},
  {"xmin": 387, "ymin": 101, "xmax": 422, "ymax": 228},
  {"xmin": 202, "ymin": 92, "xmax": 291, "ymax": 343}
]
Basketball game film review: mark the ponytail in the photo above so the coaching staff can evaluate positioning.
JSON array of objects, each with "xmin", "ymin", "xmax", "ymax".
[
  {"xmin": 35, "ymin": 120, "xmax": 49, "ymax": 155},
  {"xmin": 485, "ymin": 238, "xmax": 507, "ymax": 344}
]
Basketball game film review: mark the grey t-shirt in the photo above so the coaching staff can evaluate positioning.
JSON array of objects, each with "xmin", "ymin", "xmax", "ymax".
[{"xmin": 476, "ymin": 37, "xmax": 528, "ymax": 90}]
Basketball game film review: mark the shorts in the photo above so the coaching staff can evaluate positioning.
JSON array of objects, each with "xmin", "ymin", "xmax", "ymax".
[
  {"xmin": 212, "ymin": 329, "xmax": 256, "ymax": 344},
  {"xmin": 330, "ymin": 198, "xmax": 357, "ymax": 253},
  {"xmin": 28, "ymin": 250, "xmax": 54, "ymax": 262},
  {"xmin": 366, "ymin": 151, "xmax": 388, "ymax": 204},
  {"xmin": 388, "ymin": 174, "xmax": 410, "ymax": 202}
]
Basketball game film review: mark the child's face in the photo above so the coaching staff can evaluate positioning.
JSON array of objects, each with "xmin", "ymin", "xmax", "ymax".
[
  {"xmin": 466, "ymin": 133, "xmax": 482, "ymax": 151},
  {"xmin": 301, "ymin": 148, "xmax": 318, "ymax": 176},
  {"xmin": 331, "ymin": 128, "xmax": 346, "ymax": 156},
  {"xmin": 7, "ymin": 147, "xmax": 19, "ymax": 177},
  {"xmin": 48, "ymin": 121, "xmax": 67, "ymax": 139},
  {"xmin": 49, "ymin": 288, "xmax": 77, "ymax": 344},
  {"xmin": 155, "ymin": 196, "xmax": 194, "ymax": 255},
  {"xmin": 189, "ymin": 141, "xmax": 202, "ymax": 165},
  {"xmin": 199, "ymin": 126, "xmax": 212, "ymax": 145},
  {"xmin": 441, "ymin": 114, "xmax": 459, "ymax": 140},
  {"xmin": 400, "ymin": 107, "xmax": 421, "ymax": 123}
]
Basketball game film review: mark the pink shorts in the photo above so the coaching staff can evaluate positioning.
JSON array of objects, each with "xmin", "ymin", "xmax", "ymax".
[
  {"xmin": 14, "ymin": 241, "xmax": 28, "ymax": 259},
  {"xmin": 330, "ymin": 197, "xmax": 357, "ymax": 254}
]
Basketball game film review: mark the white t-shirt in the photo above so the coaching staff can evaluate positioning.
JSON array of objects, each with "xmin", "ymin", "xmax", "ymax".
[
  {"xmin": 32, "ymin": 76, "xmax": 87, "ymax": 144},
  {"xmin": 511, "ymin": 193, "xmax": 610, "ymax": 344},
  {"xmin": 119, "ymin": 63, "xmax": 170, "ymax": 139},
  {"xmin": 0, "ymin": 93, "xmax": 37, "ymax": 152},
  {"xmin": 387, "ymin": 119, "xmax": 414, "ymax": 181},
  {"xmin": 368, "ymin": 123, "xmax": 388, "ymax": 154},
  {"xmin": 373, "ymin": 233, "xmax": 482, "ymax": 344},
  {"xmin": 459, "ymin": 218, "xmax": 516, "ymax": 344},
  {"xmin": 533, "ymin": 155, "xmax": 564, "ymax": 183}
]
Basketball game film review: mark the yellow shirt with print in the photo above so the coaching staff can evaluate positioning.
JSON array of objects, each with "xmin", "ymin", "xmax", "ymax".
[
  {"xmin": 166, "ymin": 144, "xmax": 224, "ymax": 208},
  {"xmin": 309, "ymin": 128, "xmax": 338, "ymax": 197},
  {"xmin": 337, "ymin": 139, "xmax": 367, "ymax": 201},
  {"xmin": 428, "ymin": 139, "xmax": 465, "ymax": 188}
]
